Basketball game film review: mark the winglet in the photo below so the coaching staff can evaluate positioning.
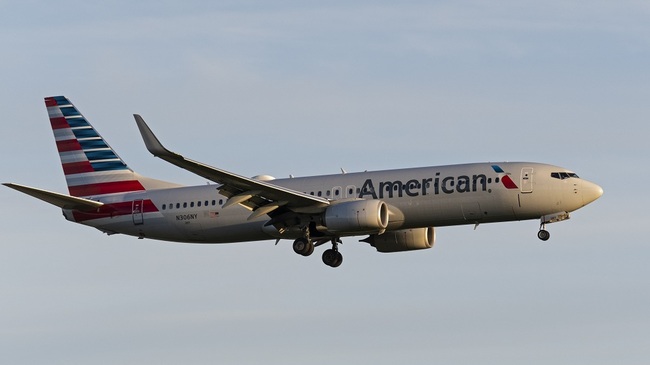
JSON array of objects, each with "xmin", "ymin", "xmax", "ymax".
[{"xmin": 133, "ymin": 114, "xmax": 177, "ymax": 158}]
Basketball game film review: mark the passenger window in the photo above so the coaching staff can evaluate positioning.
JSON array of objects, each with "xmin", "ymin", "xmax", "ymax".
[
  {"xmin": 197, "ymin": 201, "xmax": 202, "ymax": 207},
  {"xmin": 348, "ymin": 188, "xmax": 353, "ymax": 195},
  {"xmin": 335, "ymin": 189, "xmax": 340, "ymax": 196},
  {"xmin": 176, "ymin": 203, "xmax": 180, "ymax": 209},
  {"xmin": 219, "ymin": 199, "xmax": 223, "ymax": 205},
  {"xmin": 211, "ymin": 200, "xmax": 216, "ymax": 206},
  {"xmin": 183, "ymin": 202, "xmax": 187, "ymax": 208},
  {"xmin": 190, "ymin": 202, "xmax": 194, "ymax": 208},
  {"xmin": 162, "ymin": 204, "xmax": 166, "ymax": 210}
]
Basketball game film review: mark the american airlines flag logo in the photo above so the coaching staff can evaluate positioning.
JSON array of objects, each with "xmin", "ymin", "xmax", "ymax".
[{"xmin": 491, "ymin": 165, "xmax": 518, "ymax": 189}]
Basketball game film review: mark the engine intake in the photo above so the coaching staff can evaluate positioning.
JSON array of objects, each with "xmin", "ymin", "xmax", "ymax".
[
  {"xmin": 323, "ymin": 200, "xmax": 389, "ymax": 234},
  {"xmin": 363, "ymin": 227, "xmax": 435, "ymax": 253}
]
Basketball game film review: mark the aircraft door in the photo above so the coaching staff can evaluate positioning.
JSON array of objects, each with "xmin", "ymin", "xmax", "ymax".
[
  {"xmin": 132, "ymin": 199, "xmax": 144, "ymax": 225},
  {"xmin": 521, "ymin": 168, "xmax": 533, "ymax": 193}
]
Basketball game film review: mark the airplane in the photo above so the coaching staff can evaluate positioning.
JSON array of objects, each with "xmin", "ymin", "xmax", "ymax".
[{"xmin": 4, "ymin": 96, "xmax": 603, "ymax": 267}]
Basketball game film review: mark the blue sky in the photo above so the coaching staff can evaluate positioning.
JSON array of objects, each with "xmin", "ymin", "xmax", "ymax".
[{"xmin": 1, "ymin": 1, "xmax": 649, "ymax": 364}]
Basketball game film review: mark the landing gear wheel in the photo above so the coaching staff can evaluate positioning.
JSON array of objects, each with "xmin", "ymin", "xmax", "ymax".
[
  {"xmin": 293, "ymin": 237, "xmax": 314, "ymax": 256},
  {"xmin": 322, "ymin": 249, "xmax": 343, "ymax": 267},
  {"xmin": 304, "ymin": 242, "xmax": 314, "ymax": 256},
  {"xmin": 332, "ymin": 251, "xmax": 343, "ymax": 267},
  {"xmin": 537, "ymin": 229, "xmax": 550, "ymax": 241}
]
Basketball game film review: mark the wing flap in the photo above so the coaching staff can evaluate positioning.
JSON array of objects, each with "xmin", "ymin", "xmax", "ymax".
[
  {"xmin": 134, "ymin": 114, "xmax": 330, "ymax": 214},
  {"xmin": 223, "ymin": 191, "xmax": 262, "ymax": 209}
]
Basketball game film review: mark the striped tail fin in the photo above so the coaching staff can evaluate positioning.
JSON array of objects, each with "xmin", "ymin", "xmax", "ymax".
[{"xmin": 45, "ymin": 96, "xmax": 172, "ymax": 198}]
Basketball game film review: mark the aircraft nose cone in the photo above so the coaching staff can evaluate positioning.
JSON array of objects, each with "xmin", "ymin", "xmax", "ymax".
[{"xmin": 582, "ymin": 180, "xmax": 604, "ymax": 205}]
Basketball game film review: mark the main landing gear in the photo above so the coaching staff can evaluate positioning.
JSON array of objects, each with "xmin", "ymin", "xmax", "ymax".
[
  {"xmin": 292, "ymin": 237, "xmax": 314, "ymax": 256},
  {"xmin": 322, "ymin": 239, "xmax": 343, "ymax": 268},
  {"xmin": 292, "ymin": 236, "xmax": 343, "ymax": 268}
]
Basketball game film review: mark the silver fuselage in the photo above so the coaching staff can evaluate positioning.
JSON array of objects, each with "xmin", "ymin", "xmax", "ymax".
[{"xmin": 68, "ymin": 162, "xmax": 602, "ymax": 243}]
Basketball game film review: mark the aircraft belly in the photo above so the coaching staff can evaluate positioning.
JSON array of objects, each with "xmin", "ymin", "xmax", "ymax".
[
  {"xmin": 390, "ymin": 196, "xmax": 466, "ymax": 227},
  {"xmin": 183, "ymin": 209, "xmax": 270, "ymax": 243},
  {"xmin": 389, "ymin": 190, "xmax": 522, "ymax": 228},
  {"xmin": 202, "ymin": 221, "xmax": 270, "ymax": 243},
  {"xmin": 82, "ymin": 213, "xmax": 183, "ymax": 240}
]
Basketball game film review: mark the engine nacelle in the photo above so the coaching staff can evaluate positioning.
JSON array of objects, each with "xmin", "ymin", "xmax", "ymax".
[
  {"xmin": 323, "ymin": 200, "xmax": 389, "ymax": 234},
  {"xmin": 363, "ymin": 227, "xmax": 435, "ymax": 253}
]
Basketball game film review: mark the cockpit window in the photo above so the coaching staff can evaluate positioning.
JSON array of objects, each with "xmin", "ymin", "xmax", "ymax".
[{"xmin": 551, "ymin": 172, "xmax": 579, "ymax": 180}]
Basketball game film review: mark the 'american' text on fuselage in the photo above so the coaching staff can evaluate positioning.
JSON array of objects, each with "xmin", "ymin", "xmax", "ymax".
[{"xmin": 359, "ymin": 172, "xmax": 489, "ymax": 199}]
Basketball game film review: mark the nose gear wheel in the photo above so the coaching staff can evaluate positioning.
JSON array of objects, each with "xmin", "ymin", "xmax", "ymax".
[{"xmin": 538, "ymin": 223, "xmax": 550, "ymax": 241}]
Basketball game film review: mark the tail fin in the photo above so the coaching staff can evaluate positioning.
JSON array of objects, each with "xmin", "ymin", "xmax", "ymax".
[{"xmin": 45, "ymin": 96, "xmax": 174, "ymax": 197}]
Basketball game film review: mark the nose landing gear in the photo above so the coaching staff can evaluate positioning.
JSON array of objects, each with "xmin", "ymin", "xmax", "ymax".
[
  {"xmin": 537, "ymin": 212, "xmax": 570, "ymax": 241},
  {"xmin": 537, "ymin": 225, "xmax": 550, "ymax": 241}
]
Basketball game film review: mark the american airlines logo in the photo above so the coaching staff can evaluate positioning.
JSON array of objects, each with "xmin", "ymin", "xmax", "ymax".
[
  {"xmin": 491, "ymin": 165, "xmax": 518, "ymax": 189},
  {"xmin": 359, "ymin": 165, "xmax": 518, "ymax": 199}
]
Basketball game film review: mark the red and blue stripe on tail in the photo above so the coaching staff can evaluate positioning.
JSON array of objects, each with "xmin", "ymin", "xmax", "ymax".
[{"xmin": 46, "ymin": 96, "xmax": 146, "ymax": 197}]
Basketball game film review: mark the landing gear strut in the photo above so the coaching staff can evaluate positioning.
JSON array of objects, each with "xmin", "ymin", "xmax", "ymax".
[
  {"xmin": 322, "ymin": 238, "xmax": 343, "ymax": 268},
  {"xmin": 537, "ymin": 212, "xmax": 570, "ymax": 241}
]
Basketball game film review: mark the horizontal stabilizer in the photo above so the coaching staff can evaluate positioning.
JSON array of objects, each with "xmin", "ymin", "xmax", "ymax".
[{"xmin": 3, "ymin": 183, "xmax": 104, "ymax": 211}]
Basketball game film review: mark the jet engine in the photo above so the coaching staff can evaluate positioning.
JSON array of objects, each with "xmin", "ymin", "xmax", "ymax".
[
  {"xmin": 362, "ymin": 227, "xmax": 435, "ymax": 253},
  {"xmin": 323, "ymin": 200, "xmax": 389, "ymax": 234}
]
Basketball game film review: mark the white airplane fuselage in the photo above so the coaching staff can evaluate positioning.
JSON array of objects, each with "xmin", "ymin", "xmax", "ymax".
[{"xmin": 69, "ymin": 162, "xmax": 601, "ymax": 244}]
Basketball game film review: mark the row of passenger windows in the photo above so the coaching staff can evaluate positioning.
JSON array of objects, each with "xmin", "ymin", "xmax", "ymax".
[
  {"xmin": 161, "ymin": 176, "xmax": 512, "ymax": 210},
  {"xmin": 304, "ymin": 188, "xmax": 357, "ymax": 197},
  {"xmin": 551, "ymin": 172, "xmax": 579, "ymax": 180},
  {"xmin": 161, "ymin": 199, "xmax": 224, "ymax": 211}
]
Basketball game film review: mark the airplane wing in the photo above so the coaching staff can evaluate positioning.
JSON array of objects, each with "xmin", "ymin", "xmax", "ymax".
[
  {"xmin": 3, "ymin": 183, "xmax": 104, "ymax": 211},
  {"xmin": 133, "ymin": 115, "xmax": 330, "ymax": 219}
]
